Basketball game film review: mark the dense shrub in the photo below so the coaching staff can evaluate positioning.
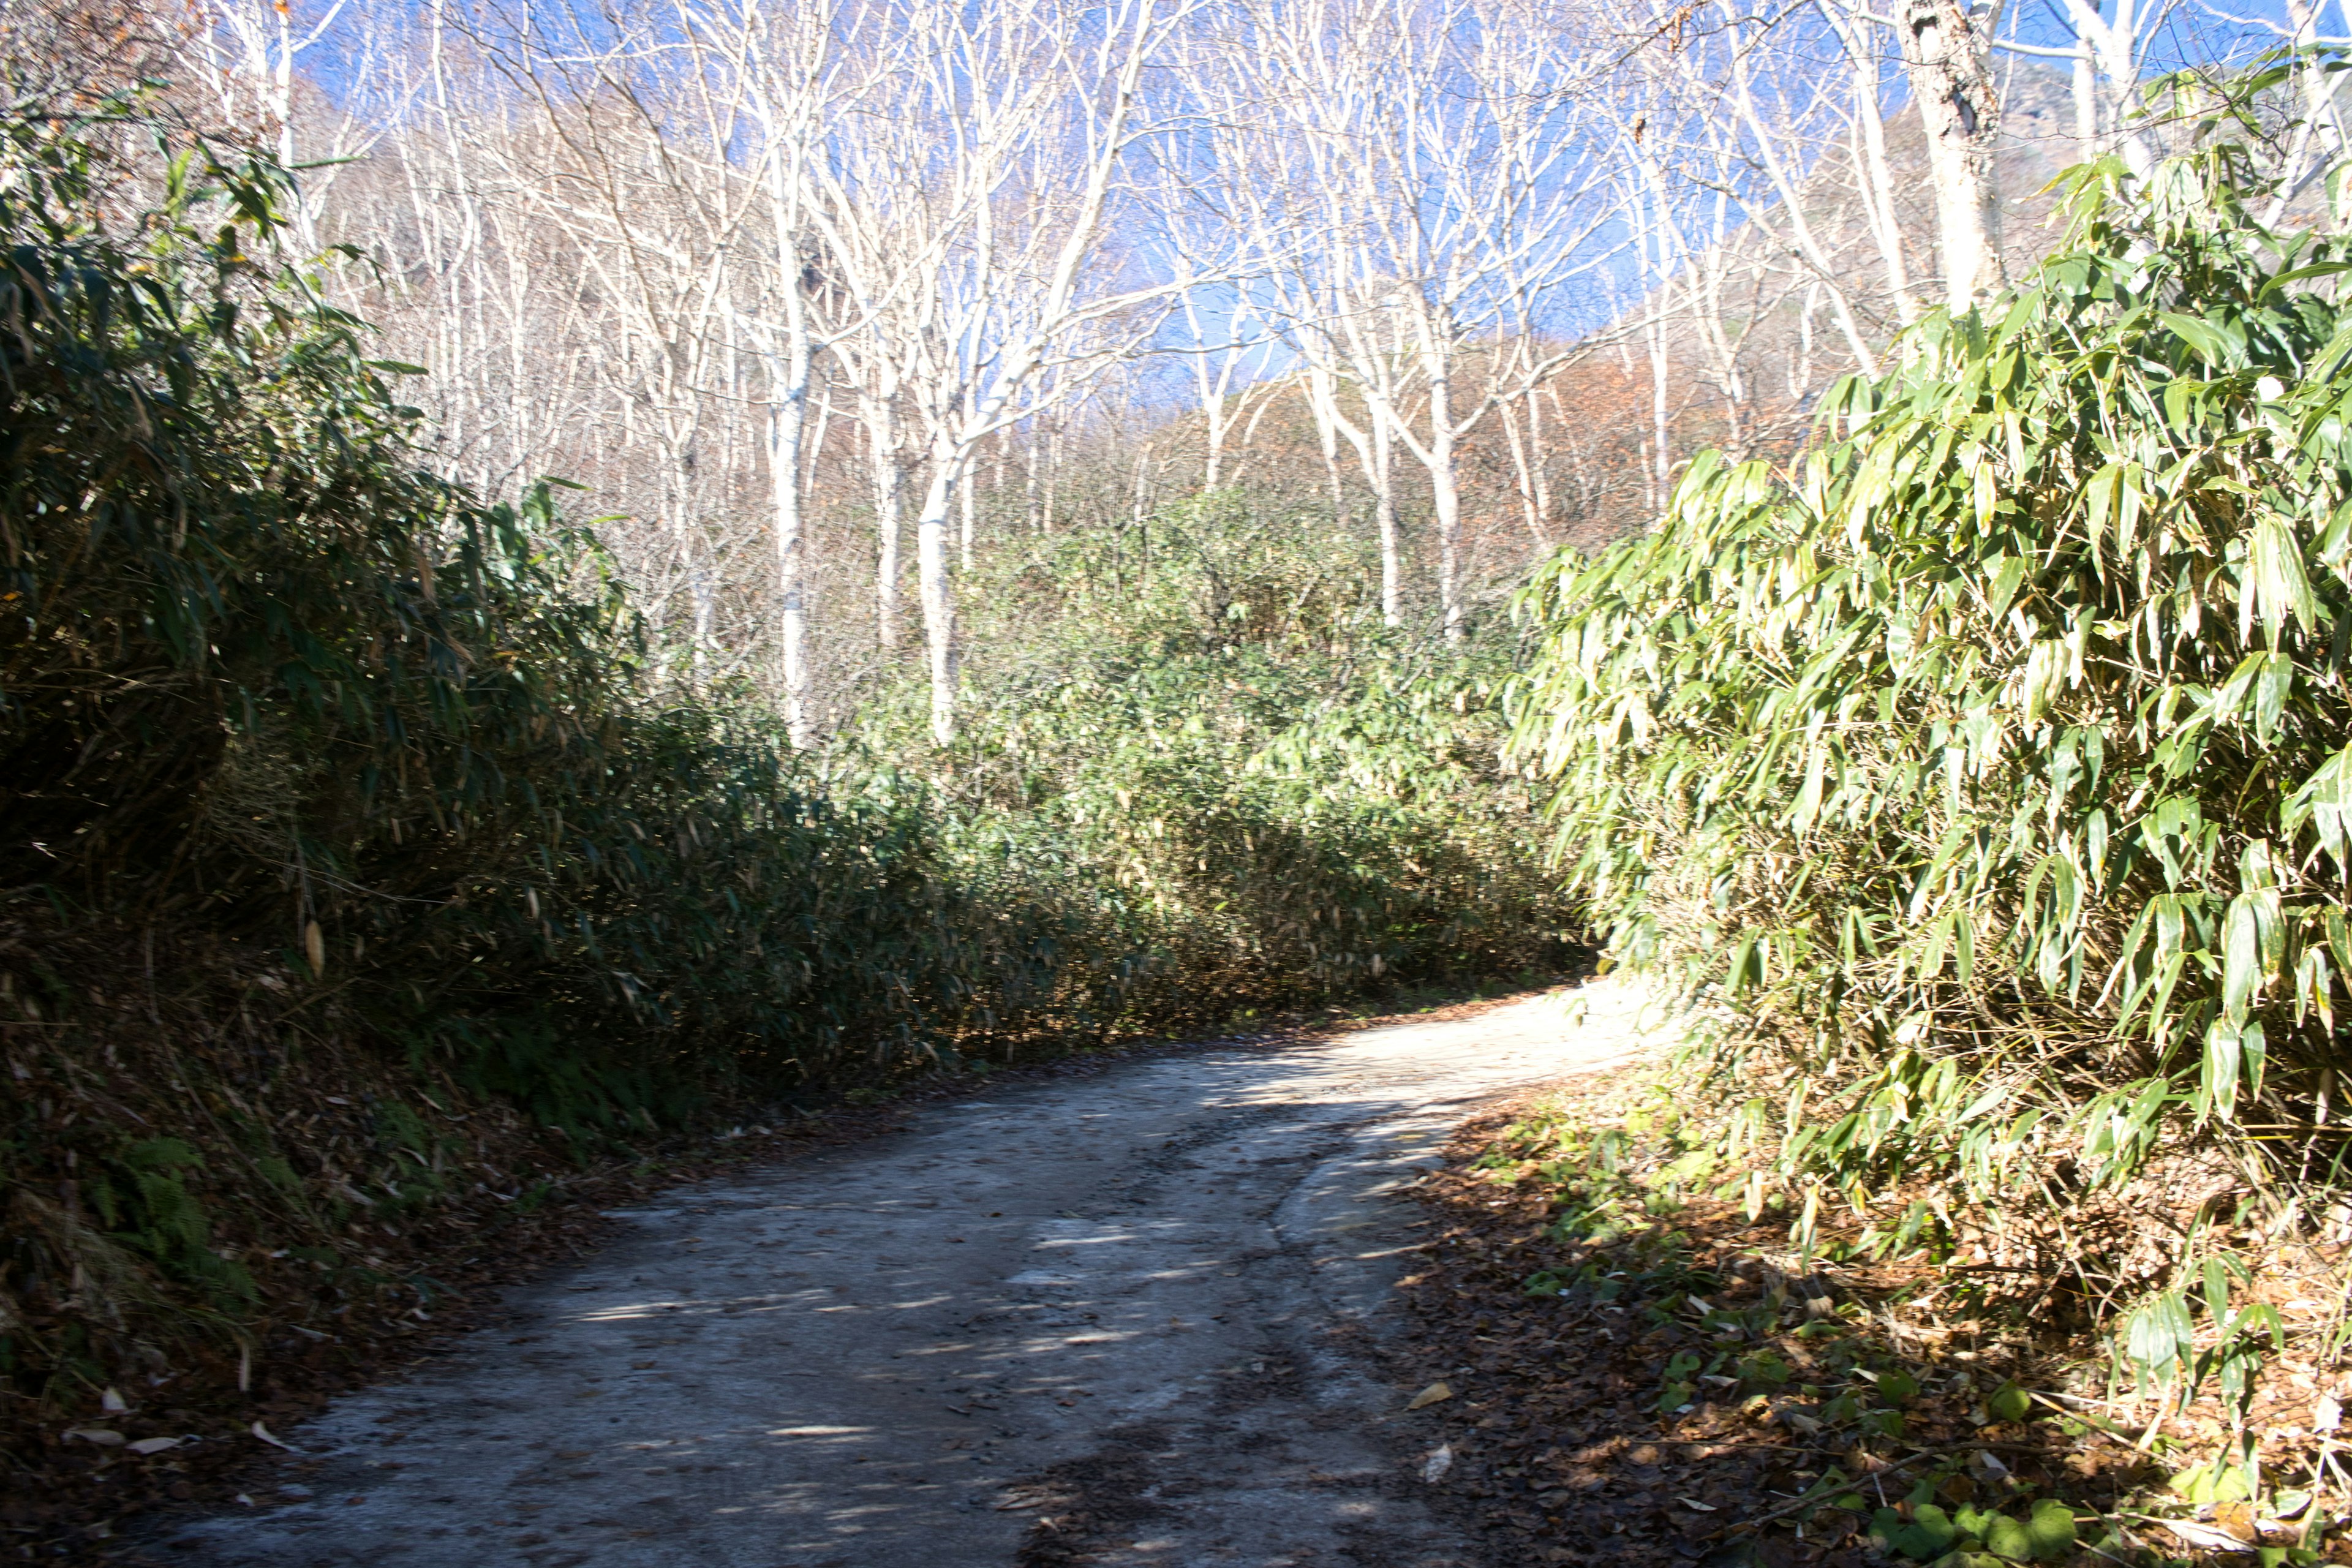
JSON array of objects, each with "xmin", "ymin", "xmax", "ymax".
[
  {"xmin": 0, "ymin": 99, "xmax": 991, "ymax": 1122},
  {"xmin": 1509, "ymin": 91, "xmax": 2352, "ymax": 1374},
  {"xmin": 852, "ymin": 491, "xmax": 1575, "ymax": 1023}
]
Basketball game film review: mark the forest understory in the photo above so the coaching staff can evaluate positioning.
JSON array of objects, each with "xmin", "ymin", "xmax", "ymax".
[{"xmin": 1395, "ymin": 1063, "xmax": 2352, "ymax": 1568}]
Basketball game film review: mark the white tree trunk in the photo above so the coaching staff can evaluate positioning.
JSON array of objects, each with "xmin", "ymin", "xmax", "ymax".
[
  {"xmin": 1525, "ymin": 386, "xmax": 1552, "ymax": 527},
  {"xmin": 1306, "ymin": 369, "xmax": 1348, "ymax": 526},
  {"xmin": 867, "ymin": 391, "xmax": 906, "ymax": 654},
  {"xmin": 1044, "ymin": 424, "xmax": 1061, "ymax": 536},
  {"xmin": 916, "ymin": 450, "xmax": 957, "ymax": 746},
  {"xmin": 1499, "ymin": 394, "xmax": 1549, "ymax": 548},
  {"xmin": 2071, "ymin": 42, "xmax": 2098, "ymax": 145},
  {"xmin": 1373, "ymin": 413, "xmax": 1400, "ymax": 627},
  {"xmin": 1422, "ymin": 358, "xmax": 1463, "ymax": 641},
  {"xmin": 959, "ymin": 459, "xmax": 976, "ymax": 573},
  {"xmin": 1648, "ymin": 303, "xmax": 1671, "ymax": 512},
  {"xmin": 1902, "ymin": 0, "xmax": 2005, "ymax": 312},
  {"xmin": 1726, "ymin": 53, "xmax": 1881, "ymax": 377},
  {"xmin": 1844, "ymin": 28, "xmax": 1920, "ymax": 327},
  {"xmin": 770, "ymin": 389, "xmax": 812, "ymax": 746},
  {"xmin": 2052, "ymin": 0, "xmax": 2157, "ymax": 179},
  {"xmin": 1023, "ymin": 423, "xmax": 1042, "ymax": 533},
  {"xmin": 959, "ymin": 383, "xmax": 978, "ymax": 572},
  {"xmin": 770, "ymin": 187, "xmax": 814, "ymax": 747}
]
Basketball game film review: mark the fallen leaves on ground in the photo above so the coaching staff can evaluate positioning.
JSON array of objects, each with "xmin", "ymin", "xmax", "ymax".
[{"xmin": 1381, "ymin": 1070, "xmax": 2274, "ymax": 1567}]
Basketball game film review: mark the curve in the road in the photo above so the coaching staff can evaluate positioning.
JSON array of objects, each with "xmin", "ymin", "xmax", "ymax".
[{"xmin": 153, "ymin": 979, "xmax": 1670, "ymax": 1568}]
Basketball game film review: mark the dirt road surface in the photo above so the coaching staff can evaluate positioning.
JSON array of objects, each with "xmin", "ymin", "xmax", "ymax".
[{"xmin": 154, "ymin": 981, "xmax": 1668, "ymax": 1568}]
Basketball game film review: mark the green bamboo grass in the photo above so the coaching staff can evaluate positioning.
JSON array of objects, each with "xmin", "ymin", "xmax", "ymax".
[{"xmin": 1508, "ymin": 77, "xmax": 2352, "ymax": 1400}]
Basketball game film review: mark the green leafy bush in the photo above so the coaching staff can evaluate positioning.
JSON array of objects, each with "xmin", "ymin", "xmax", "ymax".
[
  {"xmin": 0, "ymin": 96, "xmax": 990, "ymax": 1124},
  {"xmin": 1509, "ymin": 91, "xmax": 2352, "ymax": 1344},
  {"xmin": 845, "ymin": 489, "xmax": 1577, "ymax": 1025}
]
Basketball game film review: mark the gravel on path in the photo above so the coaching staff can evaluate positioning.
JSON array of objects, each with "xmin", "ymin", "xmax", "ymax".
[{"xmin": 151, "ymin": 982, "xmax": 1665, "ymax": 1568}]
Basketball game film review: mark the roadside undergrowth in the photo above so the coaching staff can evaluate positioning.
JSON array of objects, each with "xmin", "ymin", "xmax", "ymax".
[
  {"xmin": 1502, "ymin": 64, "xmax": 2352, "ymax": 1567},
  {"xmin": 1403, "ymin": 1060, "xmax": 2352, "ymax": 1567}
]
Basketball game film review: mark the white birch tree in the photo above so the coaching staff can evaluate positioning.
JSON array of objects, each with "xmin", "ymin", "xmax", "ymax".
[
  {"xmin": 1194, "ymin": 0, "xmax": 1614, "ymax": 638},
  {"xmin": 810, "ymin": 0, "xmax": 1194, "ymax": 742}
]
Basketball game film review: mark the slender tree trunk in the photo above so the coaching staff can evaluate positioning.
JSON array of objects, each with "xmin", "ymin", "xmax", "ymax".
[
  {"xmin": 770, "ymin": 395, "xmax": 812, "ymax": 743},
  {"xmin": 1424, "ymin": 361, "xmax": 1463, "ymax": 642},
  {"xmin": 2259, "ymin": 0, "xmax": 2349, "ymax": 228},
  {"xmin": 1198, "ymin": 360, "xmax": 1227, "ymax": 491},
  {"xmin": 2052, "ymin": 0, "xmax": 2156, "ymax": 179},
  {"xmin": 1727, "ymin": 59, "xmax": 1881, "ymax": 377},
  {"xmin": 1024, "ymin": 423, "xmax": 1042, "ymax": 533},
  {"xmin": 959, "ymin": 385, "xmax": 978, "ymax": 571},
  {"xmin": 1183, "ymin": 290, "xmax": 1235, "ymax": 491},
  {"xmin": 271, "ymin": 3, "xmax": 317, "ymax": 252},
  {"xmin": 1648, "ymin": 302, "xmax": 1671, "ymax": 513},
  {"xmin": 806, "ymin": 373, "xmax": 835, "ymax": 497},
  {"xmin": 1373, "ymin": 412, "xmax": 1400, "ymax": 627},
  {"xmin": 1793, "ymin": 281, "xmax": 1820, "ymax": 400},
  {"xmin": 2071, "ymin": 42, "xmax": 2097, "ymax": 146},
  {"xmin": 1044, "ymin": 423, "xmax": 1061, "ymax": 535},
  {"xmin": 959, "ymin": 462, "xmax": 976, "ymax": 573},
  {"xmin": 1499, "ymin": 396, "xmax": 1547, "ymax": 549},
  {"xmin": 1525, "ymin": 385, "xmax": 1552, "ymax": 526},
  {"xmin": 914, "ymin": 448, "xmax": 957, "ymax": 745},
  {"xmin": 690, "ymin": 564, "xmax": 715, "ymax": 686},
  {"xmin": 1902, "ymin": 0, "xmax": 2005, "ymax": 311},
  {"xmin": 1308, "ymin": 371, "xmax": 1348, "ymax": 527},
  {"xmin": 750, "ymin": 43, "xmax": 829, "ymax": 748},
  {"xmin": 665, "ymin": 425, "xmax": 703, "ymax": 692},
  {"xmin": 867, "ymin": 390, "xmax": 905, "ymax": 654},
  {"xmin": 1848, "ymin": 37, "xmax": 1920, "ymax": 327}
]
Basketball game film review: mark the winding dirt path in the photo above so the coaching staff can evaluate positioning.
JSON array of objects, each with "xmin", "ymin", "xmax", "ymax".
[{"xmin": 156, "ymin": 982, "xmax": 1667, "ymax": 1568}]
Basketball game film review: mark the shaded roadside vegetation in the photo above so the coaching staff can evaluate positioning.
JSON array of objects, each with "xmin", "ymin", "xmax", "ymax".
[
  {"xmin": 0, "ymin": 94, "xmax": 1570, "ymax": 1548},
  {"xmin": 1399, "ymin": 1073, "xmax": 2181, "ymax": 1567},
  {"xmin": 1498, "ymin": 66, "xmax": 2352, "ymax": 1563}
]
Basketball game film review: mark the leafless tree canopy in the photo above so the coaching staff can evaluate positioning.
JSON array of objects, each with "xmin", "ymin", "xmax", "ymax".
[{"xmin": 127, "ymin": 0, "xmax": 2310, "ymax": 740}]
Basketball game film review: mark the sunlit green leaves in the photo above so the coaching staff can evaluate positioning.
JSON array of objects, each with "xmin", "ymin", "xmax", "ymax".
[
  {"xmin": 2247, "ymin": 513, "xmax": 2320, "ymax": 646},
  {"xmin": 1506, "ymin": 109, "xmax": 2352, "ymax": 1376}
]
